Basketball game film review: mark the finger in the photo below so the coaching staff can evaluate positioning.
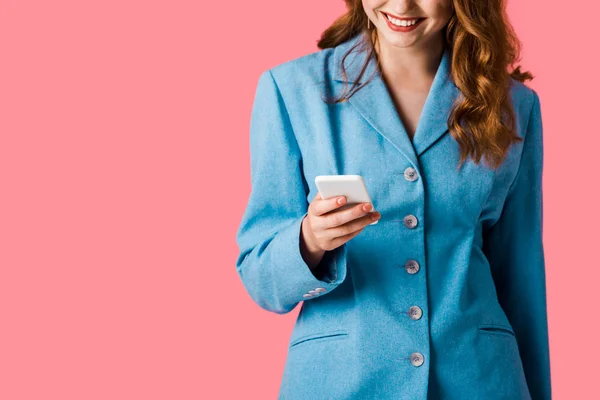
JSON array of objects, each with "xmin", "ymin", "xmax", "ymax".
[
  {"xmin": 327, "ymin": 212, "xmax": 379, "ymax": 239},
  {"xmin": 310, "ymin": 192, "xmax": 348, "ymax": 216},
  {"xmin": 327, "ymin": 215, "xmax": 373, "ymax": 248},
  {"xmin": 321, "ymin": 202, "xmax": 374, "ymax": 229},
  {"xmin": 328, "ymin": 227, "xmax": 363, "ymax": 249}
]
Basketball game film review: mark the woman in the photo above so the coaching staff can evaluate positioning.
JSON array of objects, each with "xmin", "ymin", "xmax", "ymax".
[{"xmin": 235, "ymin": 0, "xmax": 551, "ymax": 399}]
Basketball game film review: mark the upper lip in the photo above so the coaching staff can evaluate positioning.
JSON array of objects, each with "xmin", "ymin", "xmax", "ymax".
[{"xmin": 381, "ymin": 12, "xmax": 422, "ymax": 20}]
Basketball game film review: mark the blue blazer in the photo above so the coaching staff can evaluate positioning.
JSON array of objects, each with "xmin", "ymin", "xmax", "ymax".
[{"xmin": 235, "ymin": 31, "xmax": 551, "ymax": 400}]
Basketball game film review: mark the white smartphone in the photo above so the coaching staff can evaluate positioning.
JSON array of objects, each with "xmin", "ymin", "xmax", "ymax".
[{"xmin": 314, "ymin": 175, "xmax": 378, "ymax": 225}]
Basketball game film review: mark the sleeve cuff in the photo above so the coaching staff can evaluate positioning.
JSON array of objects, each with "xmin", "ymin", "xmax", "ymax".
[{"xmin": 270, "ymin": 212, "xmax": 348, "ymax": 303}]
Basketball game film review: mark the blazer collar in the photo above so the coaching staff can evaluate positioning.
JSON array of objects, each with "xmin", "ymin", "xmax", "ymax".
[{"xmin": 332, "ymin": 31, "xmax": 461, "ymax": 166}]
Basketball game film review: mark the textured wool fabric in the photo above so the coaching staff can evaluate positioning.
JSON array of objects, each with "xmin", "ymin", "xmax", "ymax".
[{"xmin": 235, "ymin": 31, "xmax": 551, "ymax": 400}]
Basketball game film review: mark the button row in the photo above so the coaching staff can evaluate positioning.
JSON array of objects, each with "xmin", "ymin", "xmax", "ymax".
[
  {"xmin": 404, "ymin": 167, "xmax": 423, "ymax": 368},
  {"xmin": 303, "ymin": 287, "xmax": 326, "ymax": 299}
]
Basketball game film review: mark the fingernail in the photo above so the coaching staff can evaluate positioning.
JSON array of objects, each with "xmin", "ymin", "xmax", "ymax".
[
  {"xmin": 337, "ymin": 197, "xmax": 346, "ymax": 204},
  {"xmin": 363, "ymin": 203, "xmax": 372, "ymax": 212},
  {"xmin": 371, "ymin": 212, "xmax": 380, "ymax": 221}
]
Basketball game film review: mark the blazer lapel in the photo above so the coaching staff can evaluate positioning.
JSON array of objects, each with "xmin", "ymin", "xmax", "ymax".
[
  {"xmin": 412, "ymin": 45, "xmax": 461, "ymax": 158},
  {"xmin": 332, "ymin": 31, "xmax": 461, "ymax": 165}
]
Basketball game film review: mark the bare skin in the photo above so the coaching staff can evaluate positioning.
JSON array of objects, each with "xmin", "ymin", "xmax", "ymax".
[
  {"xmin": 300, "ymin": 192, "xmax": 380, "ymax": 270},
  {"xmin": 363, "ymin": 0, "xmax": 454, "ymax": 140},
  {"xmin": 382, "ymin": 72, "xmax": 432, "ymax": 141},
  {"xmin": 374, "ymin": 25, "xmax": 445, "ymax": 141}
]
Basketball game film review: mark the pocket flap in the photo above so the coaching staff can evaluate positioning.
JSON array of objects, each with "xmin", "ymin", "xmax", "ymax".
[
  {"xmin": 478, "ymin": 323, "xmax": 516, "ymax": 338},
  {"xmin": 289, "ymin": 330, "xmax": 349, "ymax": 348}
]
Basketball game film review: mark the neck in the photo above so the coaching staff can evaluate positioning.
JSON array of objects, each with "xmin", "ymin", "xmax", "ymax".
[{"xmin": 371, "ymin": 30, "xmax": 446, "ymax": 83}]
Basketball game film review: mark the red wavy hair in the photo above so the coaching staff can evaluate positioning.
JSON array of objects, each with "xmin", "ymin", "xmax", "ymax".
[{"xmin": 318, "ymin": 0, "xmax": 533, "ymax": 170}]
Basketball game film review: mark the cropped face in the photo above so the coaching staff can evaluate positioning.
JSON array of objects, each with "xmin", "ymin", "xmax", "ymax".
[{"xmin": 362, "ymin": 0, "xmax": 453, "ymax": 49}]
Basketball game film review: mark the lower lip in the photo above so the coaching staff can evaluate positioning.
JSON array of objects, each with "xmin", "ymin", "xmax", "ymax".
[{"xmin": 382, "ymin": 13, "xmax": 424, "ymax": 32}]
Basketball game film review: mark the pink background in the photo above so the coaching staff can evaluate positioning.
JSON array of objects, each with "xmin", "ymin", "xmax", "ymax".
[{"xmin": 0, "ymin": 0, "xmax": 597, "ymax": 398}]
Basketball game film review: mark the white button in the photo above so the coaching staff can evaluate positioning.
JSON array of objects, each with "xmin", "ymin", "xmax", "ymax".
[
  {"xmin": 408, "ymin": 306, "xmax": 423, "ymax": 320},
  {"xmin": 303, "ymin": 293, "xmax": 313, "ymax": 298},
  {"xmin": 404, "ymin": 167, "xmax": 418, "ymax": 182},
  {"xmin": 405, "ymin": 260, "xmax": 420, "ymax": 274},
  {"xmin": 309, "ymin": 290, "xmax": 317, "ymax": 295},
  {"xmin": 315, "ymin": 287, "xmax": 326, "ymax": 293},
  {"xmin": 410, "ymin": 352, "xmax": 424, "ymax": 367},
  {"xmin": 403, "ymin": 214, "xmax": 418, "ymax": 229}
]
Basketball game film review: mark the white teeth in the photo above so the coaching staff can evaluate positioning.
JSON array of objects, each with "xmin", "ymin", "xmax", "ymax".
[{"xmin": 385, "ymin": 14, "xmax": 419, "ymax": 27}]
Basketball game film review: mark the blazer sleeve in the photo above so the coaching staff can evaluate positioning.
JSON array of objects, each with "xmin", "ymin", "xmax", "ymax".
[
  {"xmin": 482, "ymin": 90, "xmax": 552, "ymax": 399},
  {"xmin": 235, "ymin": 69, "xmax": 348, "ymax": 315}
]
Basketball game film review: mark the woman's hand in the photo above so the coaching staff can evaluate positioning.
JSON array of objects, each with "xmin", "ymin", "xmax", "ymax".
[{"xmin": 300, "ymin": 192, "xmax": 380, "ymax": 269}]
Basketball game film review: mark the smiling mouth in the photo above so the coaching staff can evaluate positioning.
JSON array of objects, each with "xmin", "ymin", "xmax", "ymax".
[{"xmin": 381, "ymin": 12, "xmax": 424, "ymax": 27}]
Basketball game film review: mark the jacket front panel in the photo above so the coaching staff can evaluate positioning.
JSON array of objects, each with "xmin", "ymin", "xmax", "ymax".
[{"xmin": 236, "ymin": 30, "xmax": 550, "ymax": 400}]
